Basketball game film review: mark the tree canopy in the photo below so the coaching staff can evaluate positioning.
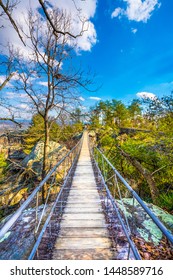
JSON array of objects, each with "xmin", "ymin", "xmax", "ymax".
[{"xmin": 90, "ymin": 94, "xmax": 173, "ymax": 211}]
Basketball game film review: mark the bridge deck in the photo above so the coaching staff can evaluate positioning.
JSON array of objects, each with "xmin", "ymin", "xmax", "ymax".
[{"xmin": 52, "ymin": 131, "xmax": 114, "ymax": 260}]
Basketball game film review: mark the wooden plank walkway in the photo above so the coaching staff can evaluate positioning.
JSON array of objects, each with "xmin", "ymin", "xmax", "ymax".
[{"xmin": 52, "ymin": 131, "xmax": 114, "ymax": 260}]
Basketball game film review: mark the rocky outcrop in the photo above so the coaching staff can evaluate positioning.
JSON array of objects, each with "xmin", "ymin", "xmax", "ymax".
[
  {"xmin": 22, "ymin": 141, "xmax": 68, "ymax": 171},
  {"xmin": 88, "ymin": 131, "xmax": 96, "ymax": 137},
  {"xmin": 0, "ymin": 141, "xmax": 69, "ymax": 215},
  {"xmin": 116, "ymin": 198, "xmax": 173, "ymax": 245}
]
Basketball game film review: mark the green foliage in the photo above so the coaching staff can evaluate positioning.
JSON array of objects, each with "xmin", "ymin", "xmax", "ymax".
[
  {"xmin": 90, "ymin": 94, "xmax": 173, "ymax": 211},
  {"xmin": 0, "ymin": 153, "xmax": 7, "ymax": 168},
  {"xmin": 58, "ymin": 122, "xmax": 83, "ymax": 142},
  {"xmin": 24, "ymin": 113, "xmax": 84, "ymax": 153},
  {"xmin": 89, "ymin": 106, "xmax": 102, "ymax": 130},
  {"xmin": 0, "ymin": 153, "xmax": 8, "ymax": 180},
  {"xmin": 158, "ymin": 192, "xmax": 173, "ymax": 212},
  {"xmin": 128, "ymin": 99, "xmax": 142, "ymax": 117},
  {"xmin": 49, "ymin": 122, "xmax": 61, "ymax": 142},
  {"xmin": 71, "ymin": 108, "xmax": 82, "ymax": 123},
  {"xmin": 24, "ymin": 114, "xmax": 45, "ymax": 154},
  {"xmin": 94, "ymin": 99, "xmax": 131, "ymax": 127},
  {"xmin": 90, "ymin": 98, "xmax": 143, "ymax": 129}
]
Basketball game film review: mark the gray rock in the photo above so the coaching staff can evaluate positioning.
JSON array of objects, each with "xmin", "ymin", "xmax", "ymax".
[
  {"xmin": 22, "ymin": 141, "xmax": 68, "ymax": 172},
  {"xmin": 116, "ymin": 198, "xmax": 173, "ymax": 245}
]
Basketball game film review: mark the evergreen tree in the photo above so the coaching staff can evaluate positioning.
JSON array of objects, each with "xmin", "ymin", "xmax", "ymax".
[{"xmin": 24, "ymin": 114, "xmax": 45, "ymax": 154}]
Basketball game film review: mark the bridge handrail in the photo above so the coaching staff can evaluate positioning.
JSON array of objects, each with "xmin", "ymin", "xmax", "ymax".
[
  {"xmin": 0, "ymin": 135, "xmax": 83, "ymax": 240},
  {"xmin": 94, "ymin": 147, "xmax": 173, "ymax": 245},
  {"xmin": 28, "ymin": 153, "xmax": 75, "ymax": 260}
]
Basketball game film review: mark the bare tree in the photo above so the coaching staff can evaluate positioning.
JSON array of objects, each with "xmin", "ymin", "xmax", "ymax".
[
  {"xmin": 0, "ymin": 0, "xmax": 90, "ymax": 129},
  {"xmin": 0, "ymin": 0, "xmax": 88, "ymax": 45},
  {"xmin": 8, "ymin": 9, "xmax": 94, "ymax": 201}
]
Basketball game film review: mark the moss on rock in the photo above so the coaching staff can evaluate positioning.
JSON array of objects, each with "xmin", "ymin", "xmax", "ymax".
[{"xmin": 116, "ymin": 198, "xmax": 173, "ymax": 245}]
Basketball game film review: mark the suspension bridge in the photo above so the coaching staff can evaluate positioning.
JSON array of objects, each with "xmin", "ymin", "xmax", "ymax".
[{"xmin": 0, "ymin": 131, "xmax": 173, "ymax": 260}]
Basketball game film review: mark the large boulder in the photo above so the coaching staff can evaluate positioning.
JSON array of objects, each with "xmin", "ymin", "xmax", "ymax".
[
  {"xmin": 116, "ymin": 198, "xmax": 173, "ymax": 245},
  {"xmin": 88, "ymin": 130, "xmax": 96, "ymax": 137},
  {"xmin": 22, "ymin": 141, "xmax": 68, "ymax": 171}
]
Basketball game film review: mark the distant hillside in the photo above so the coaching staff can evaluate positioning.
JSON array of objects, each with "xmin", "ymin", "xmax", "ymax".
[{"xmin": 0, "ymin": 120, "xmax": 30, "ymax": 133}]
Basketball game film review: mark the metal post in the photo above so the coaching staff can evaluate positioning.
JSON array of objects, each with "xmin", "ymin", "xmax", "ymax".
[{"xmin": 35, "ymin": 192, "xmax": 39, "ymax": 238}]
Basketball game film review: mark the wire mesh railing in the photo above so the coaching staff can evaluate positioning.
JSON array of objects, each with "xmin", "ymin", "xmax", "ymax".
[
  {"xmin": 92, "ymin": 146, "xmax": 173, "ymax": 260},
  {"xmin": 0, "ymin": 135, "xmax": 83, "ymax": 259}
]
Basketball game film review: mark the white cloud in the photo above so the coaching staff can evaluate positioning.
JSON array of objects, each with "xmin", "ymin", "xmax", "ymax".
[
  {"xmin": 0, "ymin": 75, "xmax": 13, "ymax": 88},
  {"xmin": 111, "ymin": 8, "xmax": 124, "ymax": 18},
  {"xmin": 111, "ymin": 0, "xmax": 161, "ymax": 23},
  {"xmin": 79, "ymin": 96, "xmax": 85, "ymax": 101},
  {"xmin": 0, "ymin": 75, "xmax": 6, "ymax": 84},
  {"xmin": 38, "ymin": 81, "xmax": 48, "ymax": 87},
  {"xmin": 0, "ymin": 72, "xmax": 20, "ymax": 83},
  {"xmin": 18, "ymin": 103, "xmax": 31, "ymax": 110},
  {"xmin": 5, "ymin": 91, "xmax": 16, "ymax": 99},
  {"xmin": 79, "ymin": 105, "xmax": 87, "ymax": 110},
  {"xmin": 6, "ymin": 91, "xmax": 30, "ymax": 102},
  {"xmin": 19, "ymin": 93, "xmax": 30, "ymax": 100},
  {"xmin": 136, "ymin": 91, "xmax": 156, "ymax": 99},
  {"xmin": 0, "ymin": 0, "xmax": 97, "ymax": 54},
  {"xmin": 17, "ymin": 103, "xmax": 31, "ymax": 114},
  {"xmin": 0, "ymin": 98, "xmax": 33, "ymax": 118},
  {"xmin": 75, "ymin": 21, "xmax": 97, "ymax": 52},
  {"xmin": 89, "ymin": 96, "xmax": 101, "ymax": 101},
  {"xmin": 131, "ymin": 28, "xmax": 137, "ymax": 34},
  {"xmin": 0, "ymin": 75, "xmax": 13, "ymax": 87}
]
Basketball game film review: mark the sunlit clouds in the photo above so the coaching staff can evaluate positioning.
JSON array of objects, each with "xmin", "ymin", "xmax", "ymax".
[{"xmin": 111, "ymin": 0, "xmax": 161, "ymax": 23}]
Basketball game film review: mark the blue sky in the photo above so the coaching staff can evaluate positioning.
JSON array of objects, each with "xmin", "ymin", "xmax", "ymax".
[
  {"xmin": 1, "ymin": 0, "xmax": 173, "ymax": 117},
  {"xmin": 75, "ymin": 0, "xmax": 173, "ymax": 107}
]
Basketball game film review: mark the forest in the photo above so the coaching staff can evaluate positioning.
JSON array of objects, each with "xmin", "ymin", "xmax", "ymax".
[{"xmin": 89, "ymin": 94, "xmax": 173, "ymax": 212}]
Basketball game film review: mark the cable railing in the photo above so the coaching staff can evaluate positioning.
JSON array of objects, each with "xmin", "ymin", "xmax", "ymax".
[
  {"xmin": 0, "ymin": 134, "xmax": 83, "ymax": 259},
  {"xmin": 92, "ymin": 146, "xmax": 173, "ymax": 260}
]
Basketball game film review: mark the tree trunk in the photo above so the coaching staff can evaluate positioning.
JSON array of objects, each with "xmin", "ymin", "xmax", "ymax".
[
  {"xmin": 42, "ymin": 117, "xmax": 50, "ymax": 203},
  {"xmin": 118, "ymin": 146, "xmax": 159, "ymax": 204}
]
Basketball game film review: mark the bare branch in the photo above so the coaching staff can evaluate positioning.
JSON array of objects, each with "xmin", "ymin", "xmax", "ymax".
[
  {"xmin": 0, "ymin": 0, "xmax": 26, "ymax": 45},
  {"xmin": 151, "ymin": 164, "xmax": 173, "ymax": 176},
  {"xmin": 38, "ymin": 0, "xmax": 88, "ymax": 39},
  {"xmin": 0, "ymin": 117, "xmax": 21, "ymax": 127},
  {"xmin": 0, "ymin": 71, "xmax": 17, "ymax": 90}
]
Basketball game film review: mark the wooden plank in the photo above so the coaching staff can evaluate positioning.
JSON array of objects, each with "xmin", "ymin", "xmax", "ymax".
[
  {"xmin": 69, "ymin": 189, "xmax": 99, "ymax": 194},
  {"xmin": 58, "ymin": 228, "xmax": 110, "ymax": 238},
  {"xmin": 67, "ymin": 198, "xmax": 101, "ymax": 203},
  {"xmin": 72, "ymin": 179, "xmax": 96, "ymax": 184},
  {"xmin": 60, "ymin": 219, "xmax": 107, "ymax": 228},
  {"xmin": 70, "ymin": 185, "xmax": 97, "ymax": 189},
  {"xmin": 67, "ymin": 195, "xmax": 100, "ymax": 200},
  {"xmin": 68, "ymin": 191, "xmax": 100, "ymax": 196},
  {"xmin": 52, "ymin": 248, "xmax": 114, "ymax": 260},
  {"xmin": 64, "ymin": 207, "xmax": 103, "ymax": 213},
  {"xmin": 68, "ymin": 190, "xmax": 100, "ymax": 195},
  {"xmin": 62, "ymin": 213, "xmax": 105, "ymax": 220},
  {"xmin": 65, "ymin": 203, "xmax": 102, "ymax": 207},
  {"xmin": 54, "ymin": 237, "xmax": 112, "ymax": 250}
]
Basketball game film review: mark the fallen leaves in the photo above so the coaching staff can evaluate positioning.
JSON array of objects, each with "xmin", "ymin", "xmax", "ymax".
[{"xmin": 132, "ymin": 236, "xmax": 173, "ymax": 260}]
